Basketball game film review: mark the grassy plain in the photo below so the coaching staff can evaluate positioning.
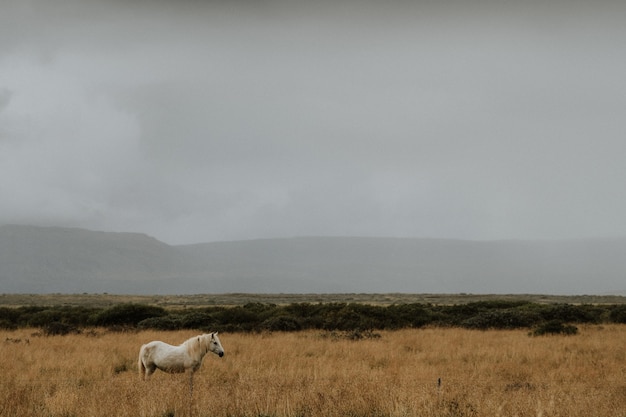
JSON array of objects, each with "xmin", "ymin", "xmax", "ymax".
[
  {"xmin": 2, "ymin": 292, "xmax": 625, "ymax": 308},
  {"xmin": 2, "ymin": 326, "xmax": 625, "ymax": 417}
]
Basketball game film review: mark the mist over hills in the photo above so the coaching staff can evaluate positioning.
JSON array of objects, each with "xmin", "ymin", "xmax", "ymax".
[{"xmin": 1, "ymin": 225, "xmax": 625, "ymax": 295}]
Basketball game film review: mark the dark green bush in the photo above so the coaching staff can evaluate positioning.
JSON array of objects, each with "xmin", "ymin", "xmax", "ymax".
[
  {"xmin": 1, "ymin": 300, "xmax": 624, "ymax": 333},
  {"xmin": 531, "ymin": 320, "xmax": 578, "ymax": 336},
  {"xmin": 0, "ymin": 307, "xmax": 20, "ymax": 324},
  {"xmin": 26, "ymin": 309, "xmax": 61, "ymax": 327},
  {"xmin": 138, "ymin": 316, "xmax": 183, "ymax": 331},
  {"xmin": 541, "ymin": 304, "xmax": 601, "ymax": 324},
  {"xmin": 286, "ymin": 304, "xmax": 326, "ymax": 329},
  {"xmin": 262, "ymin": 316, "xmax": 303, "ymax": 332},
  {"xmin": 0, "ymin": 319, "xmax": 17, "ymax": 330},
  {"xmin": 319, "ymin": 304, "xmax": 375, "ymax": 331},
  {"xmin": 609, "ymin": 305, "xmax": 626, "ymax": 324},
  {"xmin": 179, "ymin": 310, "xmax": 218, "ymax": 330},
  {"xmin": 436, "ymin": 301, "xmax": 531, "ymax": 327},
  {"xmin": 43, "ymin": 321, "xmax": 80, "ymax": 336},
  {"xmin": 92, "ymin": 304, "xmax": 166, "ymax": 327},
  {"xmin": 211, "ymin": 306, "xmax": 262, "ymax": 331},
  {"xmin": 462, "ymin": 309, "xmax": 542, "ymax": 330},
  {"xmin": 387, "ymin": 303, "xmax": 433, "ymax": 328}
]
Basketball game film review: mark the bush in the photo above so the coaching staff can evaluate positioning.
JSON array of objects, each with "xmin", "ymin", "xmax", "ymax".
[
  {"xmin": 438, "ymin": 302, "xmax": 500, "ymax": 326},
  {"xmin": 0, "ymin": 300, "xmax": 623, "ymax": 333},
  {"xmin": 609, "ymin": 305, "xmax": 626, "ymax": 324},
  {"xmin": 211, "ymin": 306, "xmax": 263, "ymax": 331},
  {"xmin": 541, "ymin": 304, "xmax": 600, "ymax": 324},
  {"xmin": 531, "ymin": 320, "xmax": 578, "ymax": 336},
  {"xmin": 0, "ymin": 319, "xmax": 17, "ymax": 330},
  {"xmin": 320, "ymin": 304, "xmax": 370, "ymax": 331},
  {"xmin": 0, "ymin": 307, "xmax": 20, "ymax": 329},
  {"xmin": 388, "ymin": 303, "xmax": 433, "ymax": 328},
  {"xmin": 462, "ymin": 309, "xmax": 542, "ymax": 330},
  {"xmin": 138, "ymin": 316, "xmax": 182, "ymax": 331},
  {"xmin": 92, "ymin": 304, "xmax": 167, "ymax": 327},
  {"xmin": 284, "ymin": 303, "xmax": 330, "ymax": 329},
  {"xmin": 179, "ymin": 311, "xmax": 219, "ymax": 330},
  {"xmin": 43, "ymin": 321, "xmax": 80, "ymax": 336},
  {"xmin": 262, "ymin": 316, "xmax": 303, "ymax": 332}
]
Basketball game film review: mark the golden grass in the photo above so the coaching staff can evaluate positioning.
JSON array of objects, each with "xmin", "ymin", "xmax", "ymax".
[{"xmin": 1, "ymin": 326, "xmax": 625, "ymax": 417}]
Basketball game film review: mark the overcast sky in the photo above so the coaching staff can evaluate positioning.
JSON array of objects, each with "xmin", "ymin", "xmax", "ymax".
[{"xmin": 1, "ymin": 0, "xmax": 625, "ymax": 245}]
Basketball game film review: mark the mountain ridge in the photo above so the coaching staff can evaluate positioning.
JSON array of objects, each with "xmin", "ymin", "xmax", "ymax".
[{"xmin": 1, "ymin": 225, "xmax": 625, "ymax": 295}]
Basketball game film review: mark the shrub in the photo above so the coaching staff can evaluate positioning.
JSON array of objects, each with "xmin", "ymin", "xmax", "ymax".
[
  {"xmin": 609, "ymin": 305, "xmax": 626, "ymax": 324},
  {"xmin": 0, "ymin": 300, "xmax": 623, "ymax": 333},
  {"xmin": 388, "ymin": 303, "xmax": 433, "ymax": 328},
  {"xmin": 211, "ymin": 306, "xmax": 263, "ymax": 331},
  {"xmin": 0, "ymin": 319, "xmax": 17, "ymax": 330},
  {"xmin": 462, "ymin": 309, "xmax": 542, "ymax": 330},
  {"xmin": 540, "ymin": 304, "xmax": 601, "ymax": 324},
  {"xmin": 283, "ymin": 303, "xmax": 337, "ymax": 327},
  {"xmin": 0, "ymin": 307, "xmax": 20, "ymax": 329},
  {"xmin": 42, "ymin": 321, "xmax": 80, "ymax": 336},
  {"xmin": 321, "ymin": 304, "xmax": 368, "ymax": 331},
  {"xmin": 262, "ymin": 316, "xmax": 303, "ymax": 332},
  {"xmin": 179, "ymin": 311, "xmax": 218, "ymax": 330},
  {"xmin": 138, "ymin": 316, "xmax": 183, "ymax": 331},
  {"xmin": 92, "ymin": 304, "xmax": 166, "ymax": 327},
  {"xmin": 531, "ymin": 320, "xmax": 578, "ymax": 336}
]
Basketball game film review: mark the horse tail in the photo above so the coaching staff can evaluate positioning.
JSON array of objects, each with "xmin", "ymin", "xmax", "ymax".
[{"xmin": 138, "ymin": 345, "xmax": 146, "ymax": 379}]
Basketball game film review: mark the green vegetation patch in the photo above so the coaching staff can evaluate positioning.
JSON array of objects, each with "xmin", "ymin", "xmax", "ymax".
[{"xmin": 1, "ymin": 300, "xmax": 624, "ymax": 333}]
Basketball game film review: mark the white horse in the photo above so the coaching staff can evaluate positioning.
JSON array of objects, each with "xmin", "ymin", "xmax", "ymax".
[{"xmin": 138, "ymin": 332, "xmax": 224, "ymax": 396}]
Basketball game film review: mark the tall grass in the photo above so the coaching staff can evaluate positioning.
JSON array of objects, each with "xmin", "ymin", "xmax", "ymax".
[{"xmin": 1, "ymin": 326, "xmax": 625, "ymax": 417}]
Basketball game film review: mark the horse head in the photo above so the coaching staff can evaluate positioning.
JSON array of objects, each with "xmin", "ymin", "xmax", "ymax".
[{"xmin": 208, "ymin": 332, "xmax": 224, "ymax": 357}]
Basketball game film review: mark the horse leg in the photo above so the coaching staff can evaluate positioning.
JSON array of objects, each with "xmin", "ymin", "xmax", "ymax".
[
  {"xmin": 144, "ymin": 364, "xmax": 156, "ymax": 380},
  {"xmin": 188, "ymin": 371, "xmax": 194, "ymax": 417}
]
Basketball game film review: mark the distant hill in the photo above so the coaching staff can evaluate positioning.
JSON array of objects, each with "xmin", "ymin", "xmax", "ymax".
[
  {"xmin": 0, "ymin": 225, "xmax": 184, "ymax": 293},
  {"xmin": 1, "ymin": 225, "xmax": 625, "ymax": 295}
]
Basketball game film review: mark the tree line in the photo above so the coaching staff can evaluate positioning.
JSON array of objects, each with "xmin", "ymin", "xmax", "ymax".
[{"xmin": 1, "ymin": 301, "xmax": 626, "ymax": 336}]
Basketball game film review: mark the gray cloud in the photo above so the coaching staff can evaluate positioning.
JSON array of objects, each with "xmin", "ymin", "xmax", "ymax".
[{"xmin": 1, "ymin": 0, "xmax": 626, "ymax": 244}]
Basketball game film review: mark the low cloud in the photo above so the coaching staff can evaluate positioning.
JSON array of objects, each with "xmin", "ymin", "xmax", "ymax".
[{"xmin": 2, "ymin": 0, "xmax": 626, "ymax": 244}]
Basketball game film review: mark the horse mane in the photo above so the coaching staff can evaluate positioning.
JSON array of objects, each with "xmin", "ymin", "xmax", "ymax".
[{"xmin": 184, "ymin": 334, "xmax": 209, "ymax": 359}]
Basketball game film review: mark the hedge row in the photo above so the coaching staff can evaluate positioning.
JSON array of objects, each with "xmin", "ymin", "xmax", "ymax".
[{"xmin": 2, "ymin": 301, "xmax": 626, "ymax": 333}]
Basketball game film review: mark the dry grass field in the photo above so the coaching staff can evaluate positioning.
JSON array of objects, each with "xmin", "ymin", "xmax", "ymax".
[{"xmin": 2, "ymin": 326, "xmax": 625, "ymax": 417}]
